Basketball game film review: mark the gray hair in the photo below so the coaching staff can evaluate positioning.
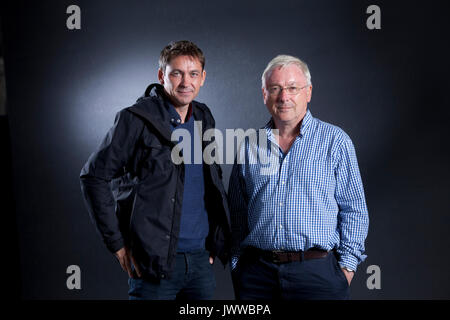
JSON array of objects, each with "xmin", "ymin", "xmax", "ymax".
[{"xmin": 261, "ymin": 55, "xmax": 312, "ymax": 89}]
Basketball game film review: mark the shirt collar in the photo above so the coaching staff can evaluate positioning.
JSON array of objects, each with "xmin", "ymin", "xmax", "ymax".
[
  {"xmin": 300, "ymin": 109, "xmax": 313, "ymax": 136},
  {"xmin": 264, "ymin": 109, "xmax": 313, "ymax": 138},
  {"xmin": 167, "ymin": 101, "xmax": 193, "ymax": 126}
]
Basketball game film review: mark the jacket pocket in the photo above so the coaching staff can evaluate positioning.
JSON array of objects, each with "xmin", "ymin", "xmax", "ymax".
[{"xmin": 139, "ymin": 136, "xmax": 173, "ymax": 177}]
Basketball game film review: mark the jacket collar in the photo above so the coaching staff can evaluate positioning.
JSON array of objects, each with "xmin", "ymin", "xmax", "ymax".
[
  {"xmin": 128, "ymin": 84, "xmax": 176, "ymax": 144},
  {"xmin": 129, "ymin": 83, "xmax": 207, "ymax": 144}
]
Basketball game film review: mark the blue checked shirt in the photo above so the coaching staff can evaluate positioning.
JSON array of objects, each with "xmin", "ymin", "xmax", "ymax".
[{"xmin": 228, "ymin": 110, "xmax": 369, "ymax": 271}]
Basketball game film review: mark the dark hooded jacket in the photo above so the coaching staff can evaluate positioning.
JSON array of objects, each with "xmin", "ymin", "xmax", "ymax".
[{"xmin": 80, "ymin": 84, "xmax": 231, "ymax": 280}]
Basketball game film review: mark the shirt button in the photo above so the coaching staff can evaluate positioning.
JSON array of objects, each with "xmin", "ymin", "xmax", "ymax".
[
  {"xmin": 170, "ymin": 118, "xmax": 175, "ymax": 123},
  {"xmin": 171, "ymin": 198, "xmax": 175, "ymax": 203},
  {"xmin": 280, "ymin": 202, "xmax": 283, "ymax": 206},
  {"xmin": 280, "ymin": 225, "xmax": 283, "ymax": 228},
  {"xmin": 281, "ymin": 181, "xmax": 285, "ymax": 185},
  {"xmin": 176, "ymin": 119, "xmax": 181, "ymax": 123},
  {"xmin": 165, "ymin": 235, "xmax": 170, "ymax": 239}
]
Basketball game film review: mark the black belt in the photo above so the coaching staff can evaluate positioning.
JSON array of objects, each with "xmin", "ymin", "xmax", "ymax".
[{"xmin": 245, "ymin": 246, "xmax": 330, "ymax": 264}]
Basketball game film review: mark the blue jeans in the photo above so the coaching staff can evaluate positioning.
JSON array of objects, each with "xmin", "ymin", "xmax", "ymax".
[
  {"xmin": 233, "ymin": 249, "xmax": 350, "ymax": 300},
  {"xmin": 128, "ymin": 249, "xmax": 216, "ymax": 300}
]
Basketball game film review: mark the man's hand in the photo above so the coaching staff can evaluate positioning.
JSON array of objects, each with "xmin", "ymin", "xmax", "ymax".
[
  {"xmin": 209, "ymin": 256, "xmax": 215, "ymax": 265},
  {"xmin": 114, "ymin": 247, "xmax": 142, "ymax": 278},
  {"xmin": 341, "ymin": 268, "xmax": 354, "ymax": 286}
]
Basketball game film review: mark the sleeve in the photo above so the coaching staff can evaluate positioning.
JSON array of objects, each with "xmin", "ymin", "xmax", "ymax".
[
  {"xmin": 334, "ymin": 135, "xmax": 369, "ymax": 271},
  {"xmin": 228, "ymin": 159, "xmax": 249, "ymax": 271},
  {"xmin": 79, "ymin": 109, "xmax": 143, "ymax": 253}
]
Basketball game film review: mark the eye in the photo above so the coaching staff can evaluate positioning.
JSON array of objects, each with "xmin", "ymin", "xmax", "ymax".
[
  {"xmin": 171, "ymin": 71, "xmax": 181, "ymax": 77},
  {"xmin": 269, "ymin": 86, "xmax": 280, "ymax": 93},
  {"xmin": 191, "ymin": 72, "xmax": 199, "ymax": 77}
]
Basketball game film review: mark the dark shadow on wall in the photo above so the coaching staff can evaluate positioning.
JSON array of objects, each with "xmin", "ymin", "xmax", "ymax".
[{"xmin": 0, "ymin": 12, "xmax": 22, "ymax": 301}]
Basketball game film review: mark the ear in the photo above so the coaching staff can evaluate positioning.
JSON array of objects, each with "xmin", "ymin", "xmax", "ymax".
[
  {"xmin": 262, "ymin": 87, "xmax": 268, "ymax": 104},
  {"xmin": 306, "ymin": 85, "xmax": 312, "ymax": 103},
  {"xmin": 200, "ymin": 69, "xmax": 206, "ymax": 87},
  {"xmin": 158, "ymin": 68, "xmax": 164, "ymax": 85}
]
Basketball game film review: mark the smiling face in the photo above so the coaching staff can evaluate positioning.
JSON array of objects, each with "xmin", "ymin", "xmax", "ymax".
[
  {"xmin": 158, "ymin": 55, "xmax": 206, "ymax": 109},
  {"xmin": 262, "ymin": 64, "xmax": 312, "ymax": 128}
]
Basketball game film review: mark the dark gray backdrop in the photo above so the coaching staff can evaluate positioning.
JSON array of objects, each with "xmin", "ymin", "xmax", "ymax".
[{"xmin": 2, "ymin": 0, "xmax": 450, "ymax": 299}]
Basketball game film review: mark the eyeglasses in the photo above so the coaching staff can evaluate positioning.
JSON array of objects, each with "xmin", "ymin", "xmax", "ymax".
[{"xmin": 267, "ymin": 85, "xmax": 309, "ymax": 96}]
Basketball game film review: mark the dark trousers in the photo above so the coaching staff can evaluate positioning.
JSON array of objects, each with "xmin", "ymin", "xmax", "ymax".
[
  {"xmin": 232, "ymin": 249, "xmax": 350, "ymax": 300},
  {"xmin": 128, "ymin": 249, "xmax": 215, "ymax": 300}
]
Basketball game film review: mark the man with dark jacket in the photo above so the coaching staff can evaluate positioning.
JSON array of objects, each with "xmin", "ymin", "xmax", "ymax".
[{"xmin": 80, "ymin": 40, "xmax": 231, "ymax": 300}]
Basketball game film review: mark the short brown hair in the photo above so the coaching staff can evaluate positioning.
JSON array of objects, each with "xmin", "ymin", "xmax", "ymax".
[{"xmin": 159, "ymin": 40, "xmax": 205, "ymax": 73}]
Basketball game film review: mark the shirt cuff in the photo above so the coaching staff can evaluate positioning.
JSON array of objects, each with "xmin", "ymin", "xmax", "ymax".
[
  {"xmin": 337, "ymin": 253, "xmax": 359, "ymax": 272},
  {"xmin": 231, "ymin": 255, "xmax": 240, "ymax": 271}
]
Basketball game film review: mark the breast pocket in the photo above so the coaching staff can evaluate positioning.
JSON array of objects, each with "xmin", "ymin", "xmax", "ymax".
[
  {"xmin": 139, "ymin": 136, "xmax": 174, "ymax": 178},
  {"xmin": 292, "ymin": 158, "xmax": 335, "ymax": 196}
]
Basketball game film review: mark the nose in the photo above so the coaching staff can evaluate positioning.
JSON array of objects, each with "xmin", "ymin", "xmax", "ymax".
[
  {"xmin": 179, "ymin": 74, "xmax": 190, "ymax": 87},
  {"xmin": 179, "ymin": 75, "xmax": 186, "ymax": 86},
  {"xmin": 277, "ymin": 88, "xmax": 290, "ymax": 102}
]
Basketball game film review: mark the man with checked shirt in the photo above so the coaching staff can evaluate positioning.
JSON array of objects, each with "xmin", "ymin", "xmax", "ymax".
[{"xmin": 228, "ymin": 55, "xmax": 369, "ymax": 300}]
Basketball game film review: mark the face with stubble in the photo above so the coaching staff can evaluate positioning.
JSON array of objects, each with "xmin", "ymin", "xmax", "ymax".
[
  {"xmin": 158, "ymin": 55, "xmax": 206, "ymax": 109},
  {"xmin": 262, "ymin": 64, "xmax": 312, "ymax": 128}
]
